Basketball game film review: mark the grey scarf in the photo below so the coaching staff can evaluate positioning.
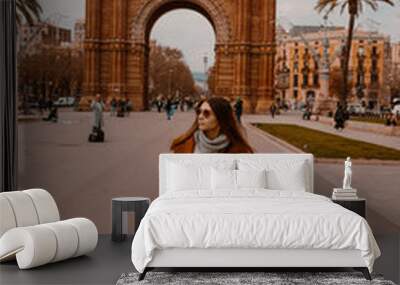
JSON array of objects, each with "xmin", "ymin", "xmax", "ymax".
[{"xmin": 194, "ymin": 130, "xmax": 230, "ymax": 153}]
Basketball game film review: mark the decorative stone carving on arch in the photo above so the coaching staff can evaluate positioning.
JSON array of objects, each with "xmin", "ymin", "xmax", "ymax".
[{"xmin": 130, "ymin": 0, "xmax": 232, "ymax": 44}]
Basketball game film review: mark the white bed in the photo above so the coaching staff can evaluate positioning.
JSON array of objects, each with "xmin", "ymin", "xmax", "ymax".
[{"xmin": 131, "ymin": 154, "xmax": 380, "ymax": 281}]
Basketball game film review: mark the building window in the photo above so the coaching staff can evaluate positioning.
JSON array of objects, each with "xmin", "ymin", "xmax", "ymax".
[
  {"xmin": 294, "ymin": 61, "xmax": 299, "ymax": 71},
  {"xmin": 372, "ymin": 60, "xmax": 378, "ymax": 70},
  {"xmin": 371, "ymin": 73, "xmax": 379, "ymax": 83},
  {"xmin": 293, "ymin": 90, "xmax": 298, "ymax": 99},
  {"xmin": 294, "ymin": 74, "xmax": 299, "ymax": 87},
  {"xmin": 313, "ymin": 73, "xmax": 319, "ymax": 86},
  {"xmin": 302, "ymin": 73, "xmax": 308, "ymax": 87}
]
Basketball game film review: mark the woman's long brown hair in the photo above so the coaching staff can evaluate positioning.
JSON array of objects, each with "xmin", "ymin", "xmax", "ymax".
[{"xmin": 170, "ymin": 97, "xmax": 254, "ymax": 153}]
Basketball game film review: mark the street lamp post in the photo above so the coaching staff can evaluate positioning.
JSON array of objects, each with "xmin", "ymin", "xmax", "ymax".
[
  {"xmin": 168, "ymin": 68, "xmax": 173, "ymax": 98},
  {"xmin": 203, "ymin": 53, "xmax": 209, "ymax": 97},
  {"xmin": 311, "ymin": 15, "xmax": 338, "ymax": 115}
]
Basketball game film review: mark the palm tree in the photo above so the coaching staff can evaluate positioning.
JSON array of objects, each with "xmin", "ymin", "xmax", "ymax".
[
  {"xmin": 16, "ymin": 0, "xmax": 42, "ymax": 26},
  {"xmin": 315, "ymin": 0, "xmax": 395, "ymax": 107}
]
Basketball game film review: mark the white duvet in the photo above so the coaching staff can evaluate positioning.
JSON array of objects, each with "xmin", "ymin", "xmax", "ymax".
[{"xmin": 131, "ymin": 189, "xmax": 380, "ymax": 273}]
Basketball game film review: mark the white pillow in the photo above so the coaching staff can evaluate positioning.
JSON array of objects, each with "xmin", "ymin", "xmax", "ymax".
[
  {"xmin": 236, "ymin": 169, "xmax": 267, "ymax": 189},
  {"xmin": 211, "ymin": 169, "xmax": 267, "ymax": 190},
  {"xmin": 167, "ymin": 160, "xmax": 235, "ymax": 192},
  {"xmin": 211, "ymin": 168, "xmax": 236, "ymax": 190},
  {"xmin": 266, "ymin": 166, "xmax": 306, "ymax": 191},
  {"xmin": 238, "ymin": 159, "xmax": 308, "ymax": 191},
  {"xmin": 167, "ymin": 162, "xmax": 210, "ymax": 191}
]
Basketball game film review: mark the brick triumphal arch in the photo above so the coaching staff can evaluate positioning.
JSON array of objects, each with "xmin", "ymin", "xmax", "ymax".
[{"xmin": 83, "ymin": 0, "xmax": 276, "ymax": 113}]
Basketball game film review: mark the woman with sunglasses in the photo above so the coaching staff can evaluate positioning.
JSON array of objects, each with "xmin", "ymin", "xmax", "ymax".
[{"xmin": 170, "ymin": 97, "xmax": 254, "ymax": 153}]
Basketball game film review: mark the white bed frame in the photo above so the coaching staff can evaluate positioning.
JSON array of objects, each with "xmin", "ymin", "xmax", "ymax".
[{"xmin": 140, "ymin": 154, "xmax": 370, "ymax": 280}]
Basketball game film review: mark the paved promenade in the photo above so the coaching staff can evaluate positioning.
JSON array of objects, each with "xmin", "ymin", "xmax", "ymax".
[
  {"xmin": 17, "ymin": 110, "xmax": 400, "ymax": 234},
  {"xmin": 245, "ymin": 111, "xmax": 400, "ymax": 151}
]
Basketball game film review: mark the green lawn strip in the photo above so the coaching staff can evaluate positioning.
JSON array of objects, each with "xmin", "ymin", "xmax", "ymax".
[
  {"xmin": 254, "ymin": 123, "xmax": 400, "ymax": 160},
  {"xmin": 350, "ymin": 116, "xmax": 385, "ymax": 125}
]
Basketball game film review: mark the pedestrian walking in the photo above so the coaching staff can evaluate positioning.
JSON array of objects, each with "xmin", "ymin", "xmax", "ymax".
[
  {"xmin": 302, "ymin": 104, "xmax": 312, "ymax": 120},
  {"xmin": 385, "ymin": 113, "xmax": 398, "ymax": 126},
  {"xmin": 125, "ymin": 97, "xmax": 132, "ymax": 117},
  {"xmin": 165, "ymin": 97, "xmax": 173, "ymax": 120},
  {"xmin": 334, "ymin": 104, "xmax": 346, "ymax": 131},
  {"xmin": 270, "ymin": 102, "xmax": 277, "ymax": 119},
  {"xmin": 43, "ymin": 100, "xmax": 58, "ymax": 123},
  {"xmin": 89, "ymin": 94, "xmax": 105, "ymax": 142},
  {"xmin": 171, "ymin": 97, "xmax": 179, "ymax": 116},
  {"xmin": 117, "ymin": 98, "xmax": 125, "ymax": 117},
  {"xmin": 187, "ymin": 98, "xmax": 194, "ymax": 110},
  {"xmin": 156, "ymin": 99, "xmax": 163, "ymax": 112},
  {"xmin": 110, "ymin": 97, "xmax": 117, "ymax": 116},
  {"xmin": 170, "ymin": 97, "xmax": 253, "ymax": 153},
  {"xmin": 234, "ymin": 96, "xmax": 243, "ymax": 124},
  {"xmin": 91, "ymin": 94, "xmax": 105, "ymax": 130}
]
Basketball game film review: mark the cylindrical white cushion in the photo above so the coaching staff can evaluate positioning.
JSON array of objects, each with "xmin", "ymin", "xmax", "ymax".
[
  {"xmin": 0, "ymin": 226, "xmax": 57, "ymax": 269},
  {"xmin": 0, "ymin": 192, "xmax": 39, "ymax": 227},
  {"xmin": 23, "ymin": 189, "xmax": 60, "ymax": 224},
  {"xmin": 63, "ymin": 218, "xmax": 98, "ymax": 257},
  {"xmin": 0, "ymin": 195, "xmax": 17, "ymax": 237},
  {"xmin": 0, "ymin": 219, "xmax": 98, "ymax": 269},
  {"xmin": 42, "ymin": 222, "xmax": 79, "ymax": 262}
]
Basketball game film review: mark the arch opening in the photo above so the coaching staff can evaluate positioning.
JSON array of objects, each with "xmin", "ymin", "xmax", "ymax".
[
  {"xmin": 142, "ymin": 4, "xmax": 217, "ymax": 108},
  {"xmin": 130, "ymin": 0, "xmax": 231, "ymax": 45},
  {"xmin": 144, "ymin": 1, "xmax": 217, "ymax": 44}
]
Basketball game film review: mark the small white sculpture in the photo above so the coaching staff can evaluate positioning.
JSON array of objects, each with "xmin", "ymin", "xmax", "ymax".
[{"xmin": 342, "ymin": 157, "xmax": 352, "ymax": 190}]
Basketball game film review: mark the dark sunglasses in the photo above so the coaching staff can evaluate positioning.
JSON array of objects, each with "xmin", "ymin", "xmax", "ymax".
[{"xmin": 196, "ymin": 108, "xmax": 212, "ymax": 118}]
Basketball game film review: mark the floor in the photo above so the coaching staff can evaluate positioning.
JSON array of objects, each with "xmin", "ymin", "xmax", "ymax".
[
  {"xmin": 0, "ymin": 235, "xmax": 133, "ymax": 285},
  {"xmin": 1, "ymin": 234, "xmax": 399, "ymax": 285}
]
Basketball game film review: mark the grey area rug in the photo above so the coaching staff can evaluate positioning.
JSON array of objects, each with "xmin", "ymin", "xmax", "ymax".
[{"xmin": 116, "ymin": 272, "xmax": 396, "ymax": 285}]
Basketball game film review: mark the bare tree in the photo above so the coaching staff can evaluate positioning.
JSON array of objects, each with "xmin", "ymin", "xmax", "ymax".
[
  {"xmin": 148, "ymin": 42, "xmax": 197, "ymax": 101},
  {"xmin": 18, "ymin": 46, "xmax": 83, "ymax": 107}
]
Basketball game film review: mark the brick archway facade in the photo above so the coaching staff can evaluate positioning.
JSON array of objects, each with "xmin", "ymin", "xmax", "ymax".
[{"xmin": 83, "ymin": 0, "xmax": 276, "ymax": 113}]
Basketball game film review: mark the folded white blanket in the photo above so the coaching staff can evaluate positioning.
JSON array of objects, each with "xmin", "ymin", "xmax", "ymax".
[{"xmin": 131, "ymin": 190, "xmax": 380, "ymax": 273}]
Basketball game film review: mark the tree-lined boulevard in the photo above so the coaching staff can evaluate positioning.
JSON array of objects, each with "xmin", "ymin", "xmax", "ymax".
[{"xmin": 18, "ymin": 110, "xmax": 400, "ymax": 234}]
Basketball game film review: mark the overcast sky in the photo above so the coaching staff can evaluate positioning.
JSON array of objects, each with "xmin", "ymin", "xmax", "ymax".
[{"xmin": 39, "ymin": 0, "xmax": 400, "ymax": 73}]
